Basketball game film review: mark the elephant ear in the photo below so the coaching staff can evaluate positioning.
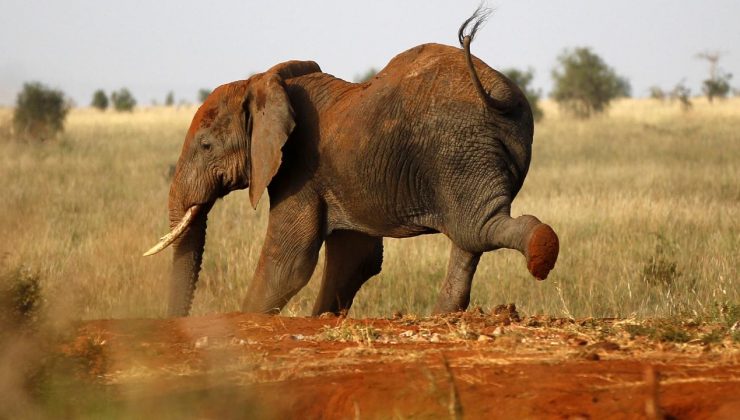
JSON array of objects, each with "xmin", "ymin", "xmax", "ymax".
[{"xmin": 245, "ymin": 73, "xmax": 295, "ymax": 209}]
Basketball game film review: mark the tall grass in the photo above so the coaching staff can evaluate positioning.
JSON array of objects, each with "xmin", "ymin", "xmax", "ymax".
[{"xmin": 0, "ymin": 99, "xmax": 737, "ymax": 320}]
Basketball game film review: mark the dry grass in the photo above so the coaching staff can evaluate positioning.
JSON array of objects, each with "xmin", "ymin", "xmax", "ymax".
[{"xmin": 0, "ymin": 98, "xmax": 738, "ymax": 320}]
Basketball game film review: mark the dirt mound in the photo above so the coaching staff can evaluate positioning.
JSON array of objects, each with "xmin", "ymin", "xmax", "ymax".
[{"xmin": 37, "ymin": 310, "xmax": 740, "ymax": 418}]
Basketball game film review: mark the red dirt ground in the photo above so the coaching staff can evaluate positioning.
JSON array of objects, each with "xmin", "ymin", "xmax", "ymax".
[{"xmin": 57, "ymin": 308, "xmax": 739, "ymax": 419}]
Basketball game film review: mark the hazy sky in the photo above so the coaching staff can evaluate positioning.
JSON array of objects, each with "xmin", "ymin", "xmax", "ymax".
[{"xmin": 1, "ymin": 0, "xmax": 738, "ymax": 106}]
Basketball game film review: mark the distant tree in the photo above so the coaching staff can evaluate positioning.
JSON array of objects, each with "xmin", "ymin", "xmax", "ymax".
[
  {"xmin": 13, "ymin": 81, "xmax": 70, "ymax": 141},
  {"xmin": 648, "ymin": 86, "xmax": 666, "ymax": 101},
  {"xmin": 503, "ymin": 67, "xmax": 543, "ymax": 121},
  {"xmin": 91, "ymin": 89, "xmax": 109, "ymax": 111},
  {"xmin": 111, "ymin": 88, "xmax": 136, "ymax": 112},
  {"xmin": 671, "ymin": 81, "xmax": 692, "ymax": 112},
  {"xmin": 551, "ymin": 47, "xmax": 631, "ymax": 118},
  {"xmin": 696, "ymin": 51, "xmax": 732, "ymax": 102},
  {"xmin": 165, "ymin": 91, "xmax": 175, "ymax": 107},
  {"xmin": 354, "ymin": 68, "xmax": 377, "ymax": 83},
  {"xmin": 703, "ymin": 77, "xmax": 732, "ymax": 102},
  {"xmin": 197, "ymin": 88, "xmax": 211, "ymax": 103}
]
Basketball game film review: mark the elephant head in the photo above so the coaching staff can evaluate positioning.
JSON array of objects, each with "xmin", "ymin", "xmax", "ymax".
[{"xmin": 144, "ymin": 61, "xmax": 320, "ymax": 317}]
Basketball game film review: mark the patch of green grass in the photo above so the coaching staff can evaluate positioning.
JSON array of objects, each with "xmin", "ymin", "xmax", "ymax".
[{"xmin": 623, "ymin": 321, "xmax": 692, "ymax": 343}]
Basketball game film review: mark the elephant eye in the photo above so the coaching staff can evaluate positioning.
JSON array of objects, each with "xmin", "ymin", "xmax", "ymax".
[{"xmin": 200, "ymin": 141, "xmax": 212, "ymax": 151}]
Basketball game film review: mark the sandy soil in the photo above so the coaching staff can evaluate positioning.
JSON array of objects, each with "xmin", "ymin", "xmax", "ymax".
[{"xmin": 56, "ymin": 307, "xmax": 739, "ymax": 419}]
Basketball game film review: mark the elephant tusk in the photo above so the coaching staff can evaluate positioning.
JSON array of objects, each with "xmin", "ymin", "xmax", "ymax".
[{"xmin": 142, "ymin": 205, "xmax": 200, "ymax": 256}]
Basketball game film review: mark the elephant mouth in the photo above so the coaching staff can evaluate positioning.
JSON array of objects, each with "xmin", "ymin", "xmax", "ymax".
[{"xmin": 143, "ymin": 205, "xmax": 201, "ymax": 256}]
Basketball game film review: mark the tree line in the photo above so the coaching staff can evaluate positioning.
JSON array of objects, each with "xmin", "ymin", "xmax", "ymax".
[{"xmin": 9, "ymin": 47, "xmax": 737, "ymax": 141}]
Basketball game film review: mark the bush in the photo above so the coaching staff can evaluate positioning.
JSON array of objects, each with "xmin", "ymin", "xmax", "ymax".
[
  {"xmin": 354, "ymin": 68, "xmax": 377, "ymax": 83},
  {"xmin": 111, "ymin": 88, "xmax": 136, "ymax": 112},
  {"xmin": 551, "ymin": 47, "xmax": 631, "ymax": 118},
  {"xmin": 702, "ymin": 74, "xmax": 732, "ymax": 102},
  {"xmin": 91, "ymin": 90, "xmax": 108, "ymax": 111},
  {"xmin": 503, "ymin": 67, "xmax": 543, "ymax": 121},
  {"xmin": 0, "ymin": 264, "xmax": 43, "ymax": 333},
  {"xmin": 696, "ymin": 51, "xmax": 733, "ymax": 103},
  {"xmin": 13, "ymin": 82, "xmax": 70, "ymax": 140},
  {"xmin": 165, "ymin": 91, "xmax": 175, "ymax": 107},
  {"xmin": 671, "ymin": 81, "xmax": 692, "ymax": 112},
  {"xmin": 197, "ymin": 88, "xmax": 211, "ymax": 103},
  {"xmin": 648, "ymin": 86, "xmax": 666, "ymax": 101}
]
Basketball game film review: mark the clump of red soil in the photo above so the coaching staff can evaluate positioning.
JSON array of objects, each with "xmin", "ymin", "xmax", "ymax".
[
  {"xmin": 52, "ymin": 311, "xmax": 739, "ymax": 419},
  {"xmin": 527, "ymin": 223, "xmax": 559, "ymax": 280}
]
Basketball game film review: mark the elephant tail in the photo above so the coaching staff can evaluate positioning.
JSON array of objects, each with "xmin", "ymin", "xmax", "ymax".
[{"xmin": 458, "ymin": 6, "xmax": 511, "ymax": 112}]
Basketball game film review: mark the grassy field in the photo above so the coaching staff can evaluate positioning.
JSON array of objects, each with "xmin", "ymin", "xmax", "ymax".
[{"xmin": 0, "ymin": 98, "xmax": 738, "ymax": 321}]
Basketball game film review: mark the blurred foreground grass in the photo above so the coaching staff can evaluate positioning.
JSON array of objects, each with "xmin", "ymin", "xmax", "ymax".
[{"xmin": 0, "ymin": 98, "xmax": 737, "ymax": 320}]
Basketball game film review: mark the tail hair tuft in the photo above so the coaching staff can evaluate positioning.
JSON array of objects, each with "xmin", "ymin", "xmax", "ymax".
[{"xmin": 458, "ymin": 3, "xmax": 493, "ymax": 46}]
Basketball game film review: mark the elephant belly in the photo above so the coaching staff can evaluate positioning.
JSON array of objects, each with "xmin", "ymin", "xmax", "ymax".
[{"xmin": 323, "ymin": 189, "xmax": 441, "ymax": 239}]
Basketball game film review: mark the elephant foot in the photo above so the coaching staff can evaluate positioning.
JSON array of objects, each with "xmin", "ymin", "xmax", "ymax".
[{"xmin": 526, "ymin": 224, "xmax": 559, "ymax": 280}]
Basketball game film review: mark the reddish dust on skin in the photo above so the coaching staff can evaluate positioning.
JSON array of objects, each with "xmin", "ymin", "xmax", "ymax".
[
  {"xmin": 57, "ymin": 312, "xmax": 739, "ymax": 419},
  {"xmin": 185, "ymin": 81, "xmax": 249, "ymax": 140},
  {"xmin": 527, "ymin": 223, "xmax": 559, "ymax": 280}
]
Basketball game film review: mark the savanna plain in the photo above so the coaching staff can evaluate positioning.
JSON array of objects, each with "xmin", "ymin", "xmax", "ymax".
[{"xmin": 0, "ymin": 99, "xmax": 738, "ymax": 418}]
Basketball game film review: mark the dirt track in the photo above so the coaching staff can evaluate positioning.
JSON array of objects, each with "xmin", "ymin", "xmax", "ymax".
[{"xmin": 56, "ymin": 308, "xmax": 739, "ymax": 419}]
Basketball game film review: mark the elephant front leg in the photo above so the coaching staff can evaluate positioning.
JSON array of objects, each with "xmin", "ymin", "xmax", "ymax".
[
  {"xmin": 312, "ymin": 231, "xmax": 383, "ymax": 316},
  {"xmin": 432, "ymin": 243, "xmax": 481, "ymax": 314},
  {"xmin": 241, "ymin": 196, "xmax": 324, "ymax": 314}
]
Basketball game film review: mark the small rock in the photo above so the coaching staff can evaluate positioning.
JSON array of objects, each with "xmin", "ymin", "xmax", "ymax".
[
  {"xmin": 194, "ymin": 336, "xmax": 208, "ymax": 349},
  {"xmin": 492, "ymin": 326, "xmax": 505, "ymax": 337},
  {"xmin": 230, "ymin": 338, "xmax": 255, "ymax": 346},
  {"xmin": 291, "ymin": 334, "xmax": 306, "ymax": 341},
  {"xmin": 587, "ymin": 341, "xmax": 620, "ymax": 352},
  {"xmin": 430, "ymin": 333, "xmax": 441, "ymax": 343},
  {"xmin": 579, "ymin": 350, "xmax": 600, "ymax": 361},
  {"xmin": 399, "ymin": 330, "xmax": 415, "ymax": 338},
  {"xmin": 477, "ymin": 334, "xmax": 493, "ymax": 342}
]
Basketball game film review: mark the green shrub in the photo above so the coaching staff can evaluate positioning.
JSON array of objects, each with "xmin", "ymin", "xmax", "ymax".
[
  {"xmin": 165, "ymin": 91, "xmax": 175, "ymax": 107},
  {"xmin": 0, "ymin": 264, "xmax": 44, "ymax": 334},
  {"xmin": 111, "ymin": 88, "xmax": 136, "ymax": 112},
  {"xmin": 702, "ymin": 74, "xmax": 732, "ymax": 102},
  {"xmin": 551, "ymin": 47, "xmax": 631, "ymax": 118},
  {"xmin": 354, "ymin": 67, "xmax": 377, "ymax": 83},
  {"xmin": 13, "ymin": 82, "xmax": 70, "ymax": 141},
  {"xmin": 671, "ymin": 81, "xmax": 693, "ymax": 112},
  {"xmin": 91, "ymin": 90, "xmax": 108, "ymax": 111},
  {"xmin": 648, "ymin": 86, "xmax": 666, "ymax": 101},
  {"xmin": 696, "ymin": 51, "xmax": 733, "ymax": 102},
  {"xmin": 641, "ymin": 234, "xmax": 681, "ymax": 288},
  {"xmin": 503, "ymin": 67, "xmax": 544, "ymax": 121},
  {"xmin": 197, "ymin": 88, "xmax": 211, "ymax": 103}
]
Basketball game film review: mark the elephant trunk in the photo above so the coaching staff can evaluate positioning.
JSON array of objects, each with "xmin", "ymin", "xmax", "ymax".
[{"xmin": 167, "ymin": 202, "xmax": 211, "ymax": 317}]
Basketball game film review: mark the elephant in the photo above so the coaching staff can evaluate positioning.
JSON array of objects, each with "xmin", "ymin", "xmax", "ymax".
[{"xmin": 144, "ymin": 9, "xmax": 559, "ymax": 317}]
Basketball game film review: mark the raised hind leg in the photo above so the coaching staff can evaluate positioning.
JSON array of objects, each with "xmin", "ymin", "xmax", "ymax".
[{"xmin": 484, "ymin": 213, "xmax": 559, "ymax": 280}]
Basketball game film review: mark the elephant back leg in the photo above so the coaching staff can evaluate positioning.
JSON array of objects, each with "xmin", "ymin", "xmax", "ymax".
[
  {"xmin": 311, "ymin": 230, "xmax": 383, "ymax": 316},
  {"xmin": 242, "ymin": 193, "xmax": 324, "ymax": 314},
  {"xmin": 433, "ymin": 243, "xmax": 481, "ymax": 314}
]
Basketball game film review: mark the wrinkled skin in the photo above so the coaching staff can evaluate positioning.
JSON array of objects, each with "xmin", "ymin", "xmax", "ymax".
[{"xmin": 160, "ymin": 32, "xmax": 559, "ymax": 317}]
